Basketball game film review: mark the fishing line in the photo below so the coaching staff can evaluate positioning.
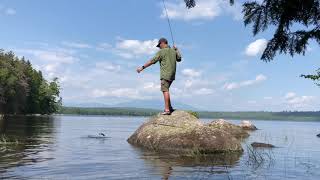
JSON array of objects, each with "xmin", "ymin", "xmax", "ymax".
[{"xmin": 162, "ymin": 0, "xmax": 175, "ymax": 45}]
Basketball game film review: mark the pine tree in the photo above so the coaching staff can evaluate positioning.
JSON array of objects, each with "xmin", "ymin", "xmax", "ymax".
[{"xmin": 185, "ymin": 0, "xmax": 320, "ymax": 85}]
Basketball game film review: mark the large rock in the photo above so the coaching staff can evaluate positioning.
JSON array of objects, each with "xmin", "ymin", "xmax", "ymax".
[
  {"xmin": 240, "ymin": 120, "xmax": 258, "ymax": 130},
  {"xmin": 127, "ymin": 111, "xmax": 248, "ymax": 155},
  {"xmin": 208, "ymin": 119, "xmax": 249, "ymax": 139}
]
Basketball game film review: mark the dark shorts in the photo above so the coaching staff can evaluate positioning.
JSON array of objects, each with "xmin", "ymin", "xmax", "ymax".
[{"xmin": 161, "ymin": 79, "xmax": 173, "ymax": 92}]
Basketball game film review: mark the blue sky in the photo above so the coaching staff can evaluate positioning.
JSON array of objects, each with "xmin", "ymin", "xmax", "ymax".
[{"xmin": 1, "ymin": 0, "xmax": 319, "ymax": 111}]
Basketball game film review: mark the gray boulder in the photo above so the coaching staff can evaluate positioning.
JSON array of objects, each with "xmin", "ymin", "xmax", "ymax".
[
  {"xmin": 240, "ymin": 120, "xmax": 258, "ymax": 130},
  {"xmin": 208, "ymin": 119, "xmax": 249, "ymax": 139},
  {"xmin": 127, "ymin": 111, "xmax": 248, "ymax": 155}
]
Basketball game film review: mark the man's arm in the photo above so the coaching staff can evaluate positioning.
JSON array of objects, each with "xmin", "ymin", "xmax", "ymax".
[
  {"xmin": 137, "ymin": 52, "xmax": 161, "ymax": 73},
  {"xmin": 173, "ymin": 45, "xmax": 182, "ymax": 62},
  {"xmin": 136, "ymin": 60, "xmax": 154, "ymax": 73}
]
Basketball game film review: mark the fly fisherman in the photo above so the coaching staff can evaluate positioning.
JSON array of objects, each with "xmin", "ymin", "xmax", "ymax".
[{"xmin": 136, "ymin": 38, "xmax": 182, "ymax": 115}]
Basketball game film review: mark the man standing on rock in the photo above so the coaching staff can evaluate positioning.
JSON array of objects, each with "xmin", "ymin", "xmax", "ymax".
[{"xmin": 136, "ymin": 38, "xmax": 182, "ymax": 115}]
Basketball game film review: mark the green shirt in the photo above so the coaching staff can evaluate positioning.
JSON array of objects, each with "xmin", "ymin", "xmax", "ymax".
[{"xmin": 150, "ymin": 47, "xmax": 182, "ymax": 81}]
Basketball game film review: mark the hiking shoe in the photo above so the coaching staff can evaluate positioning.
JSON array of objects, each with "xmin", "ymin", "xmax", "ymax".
[{"xmin": 161, "ymin": 110, "xmax": 171, "ymax": 115}]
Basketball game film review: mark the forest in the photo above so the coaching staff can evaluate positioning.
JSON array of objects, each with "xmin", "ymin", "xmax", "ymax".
[{"xmin": 0, "ymin": 50, "xmax": 62, "ymax": 115}]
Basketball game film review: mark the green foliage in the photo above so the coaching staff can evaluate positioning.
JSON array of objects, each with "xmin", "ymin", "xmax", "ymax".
[
  {"xmin": 59, "ymin": 107, "xmax": 159, "ymax": 116},
  {"xmin": 187, "ymin": 111, "xmax": 200, "ymax": 119},
  {"xmin": 186, "ymin": 0, "xmax": 320, "ymax": 85},
  {"xmin": 0, "ymin": 49, "xmax": 62, "ymax": 115},
  {"xmin": 301, "ymin": 68, "xmax": 320, "ymax": 86},
  {"xmin": 184, "ymin": 0, "xmax": 234, "ymax": 8},
  {"xmin": 242, "ymin": 0, "xmax": 320, "ymax": 61}
]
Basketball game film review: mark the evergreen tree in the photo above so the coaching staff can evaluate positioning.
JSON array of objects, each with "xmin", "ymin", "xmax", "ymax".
[
  {"xmin": 185, "ymin": 0, "xmax": 320, "ymax": 85},
  {"xmin": 0, "ymin": 49, "xmax": 62, "ymax": 115}
]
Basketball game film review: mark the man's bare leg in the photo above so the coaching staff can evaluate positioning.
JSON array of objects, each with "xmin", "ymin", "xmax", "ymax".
[{"xmin": 162, "ymin": 91, "xmax": 171, "ymax": 112}]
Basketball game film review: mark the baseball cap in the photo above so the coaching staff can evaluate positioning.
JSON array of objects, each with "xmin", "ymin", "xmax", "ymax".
[{"xmin": 156, "ymin": 38, "xmax": 168, "ymax": 48}]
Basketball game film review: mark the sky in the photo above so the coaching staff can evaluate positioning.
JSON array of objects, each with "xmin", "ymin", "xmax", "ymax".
[{"xmin": 0, "ymin": 0, "xmax": 319, "ymax": 111}]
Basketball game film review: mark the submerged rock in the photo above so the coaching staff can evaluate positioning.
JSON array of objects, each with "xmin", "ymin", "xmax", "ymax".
[
  {"xmin": 127, "ymin": 111, "xmax": 249, "ymax": 155},
  {"xmin": 251, "ymin": 142, "xmax": 275, "ymax": 148},
  {"xmin": 240, "ymin": 120, "xmax": 258, "ymax": 130},
  {"xmin": 317, "ymin": 134, "xmax": 320, "ymax": 137}
]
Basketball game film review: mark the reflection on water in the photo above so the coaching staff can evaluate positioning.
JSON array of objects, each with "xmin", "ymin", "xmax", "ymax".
[
  {"xmin": 0, "ymin": 115, "xmax": 320, "ymax": 179},
  {"xmin": 135, "ymin": 148, "xmax": 242, "ymax": 180},
  {"xmin": 0, "ymin": 116, "xmax": 58, "ymax": 175}
]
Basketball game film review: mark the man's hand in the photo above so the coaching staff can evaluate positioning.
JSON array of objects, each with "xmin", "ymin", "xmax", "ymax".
[
  {"xmin": 136, "ymin": 67, "xmax": 144, "ymax": 73},
  {"xmin": 173, "ymin": 45, "xmax": 178, "ymax": 50}
]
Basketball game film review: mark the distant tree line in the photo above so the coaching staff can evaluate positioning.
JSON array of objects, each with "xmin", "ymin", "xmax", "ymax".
[
  {"xmin": 59, "ymin": 107, "xmax": 320, "ymax": 121},
  {"xmin": 0, "ymin": 49, "xmax": 62, "ymax": 115},
  {"xmin": 59, "ymin": 107, "xmax": 160, "ymax": 117}
]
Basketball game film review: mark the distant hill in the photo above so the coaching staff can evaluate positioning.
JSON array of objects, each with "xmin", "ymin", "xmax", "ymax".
[
  {"xmin": 59, "ymin": 107, "xmax": 320, "ymax": 121},
  {"xmin": 63, "ymin": 102, "xmax": 110, "ymax": 108},
  {"xmin": 112, "ymin": 100, "xmax": 198, "ymax": 110},
  {"xmin": 64, "ymin": 99, "xmax": 199, "ymax": 110}
]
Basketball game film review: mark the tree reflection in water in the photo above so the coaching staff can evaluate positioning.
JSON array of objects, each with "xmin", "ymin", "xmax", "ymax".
[{"xmin": 0, "ymin": 115, "xmax": 58, "ymax": 174}]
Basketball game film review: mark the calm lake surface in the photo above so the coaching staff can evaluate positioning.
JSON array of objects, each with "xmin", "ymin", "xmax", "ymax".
[{"xmin": 0, "ymin": 115, "xmax": 320, "ymax": 180}]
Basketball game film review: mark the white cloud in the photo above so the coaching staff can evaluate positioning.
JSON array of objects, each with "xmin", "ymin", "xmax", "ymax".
[
  {"xmin": 95, "ymin": 62, "xmax": 120, "ymax": 72},
  {"xmin": 114, "ymin": 39, "xmax": 158, "ymax": 58},
  {"xmin": 284, "ymin": 92, "xmax": 316, "ymax": 109},
  {"xmin": 92, "ymin": 88, "xmax": 144, "ymax": 100},
  {"xmin": 44, "ymin": 63, "xmax": 59, "ymax": 72},
  {"xmin": 17, "ymin": 48, "xmax": 77, "ymax": 64},
  {"xmin": 96, "ymin": 43, "xmax": 112, "ymax": 51},
  {"xmin": 5, "ymin": 8, "xmax": 16, "ymax": 15},
  {"xmin": 285, "ymin": 92, "xmax": 296, "ymax": 99},
  {"xmin": 223, "ymin": 74, "xmax": 267, "ymax": 90},
  {"xmin": 182, "ymin": 68, "xmax": 201, "ymax": 78},
  {"xmin": 194, "ymin": 88, "xmax": 214, "ymax": 95},
  {"xmin": 161, "ymin": 0, "xmax": 241, "ymax": 21},
  {"xmin": 263, "ymin": 96, "xmax": 273, "ymax": 100},
  {"xmin": 62, "ymin": 41, "xmax": 91, "ymax": 49},
  {"xmin": 143, "ymin": 82, "xmax": 161, "ymax": 92},
  {"xmin": 245, "ymin": 39, "xmax": 268, "ymax": 56}
]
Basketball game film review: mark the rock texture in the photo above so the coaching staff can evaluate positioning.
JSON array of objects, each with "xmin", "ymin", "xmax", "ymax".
[
  {"xmin": 127, "ymin": 111, "xmax": 251, "ymax": 155},
  {"xmin": 208, "ymin": 119, "xmax": 249, "ymax": 139},
  {"xmin": 240, "ymin": 120, "xmax": 258, "ymax": 130}
]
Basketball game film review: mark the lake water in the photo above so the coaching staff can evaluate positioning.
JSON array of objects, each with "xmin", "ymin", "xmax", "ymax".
[{"xmin": 0, "ymin": 115, "xmax": 320, "ymax": 180}]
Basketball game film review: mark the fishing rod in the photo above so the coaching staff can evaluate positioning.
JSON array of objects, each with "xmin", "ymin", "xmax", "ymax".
[{"xmin": 162, "ymin": 0, "xmax": 175, "ymax": 46}]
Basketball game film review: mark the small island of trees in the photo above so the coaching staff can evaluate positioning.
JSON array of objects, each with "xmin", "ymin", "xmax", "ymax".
[{"xmin": 0, "ymin": 49, "xmax": 62, "ymax": 115}]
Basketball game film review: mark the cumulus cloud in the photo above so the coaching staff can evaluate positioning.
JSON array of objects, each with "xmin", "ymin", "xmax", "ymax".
[
  {"xmin": 223, "ymin": 74, "xmax": 267, "ymax": 90},
  {"xmin": 114, "ymin": 39, "xmax": 158, "ymax": 59},
  {"xmin": 95, "ymin": 62, "xmax": 120, "ymax": 72},
  {"xmin": 92, "ymin": 88, "xmax": 144, "ymax": 100},
  {"xmin": 16, "ymin": 48, "xmax": 77, "ymax": 64},
  {"xmin": 245, "ymin": 39, "xmax": 268, "ymax": 56},
  {"xmin": 284, "ymin": 92, "xmax": 316, "ymax": 109},
  {"xmin": 160, "ymin": 0, "xmax": 242, "ymax": 21},
  {"xmin": 62, "ymin": 41, "xmax": 92, "ymax": 49},
  {"xmin": 143, "ymin": 82, "xmax": 161, "ymax": 92},
  {"xmin": 194, "ymin": 88, "xmax": 214, "ymax": 95},
  {"xmin": 15, "ymin": 47, "xmax": 79, "ymax": 82},
  {"xmin": 5, "ymin": 8, "xmax": 16, "ymax": 15},
  {"xmin": 96, "ymin": 43, "xmax": 112, "ymax": 51},
  {"xmin": 182, "ymin": 68, "xmax": 201, "ymax": 78}
]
